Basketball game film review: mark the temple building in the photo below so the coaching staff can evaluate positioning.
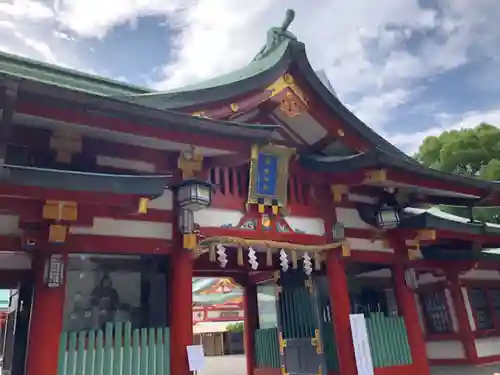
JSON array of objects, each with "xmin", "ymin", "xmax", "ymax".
[
  {"xmin": 0, "ymin": 8, "xmax": 500, "ymax": 375},
  {"xmin": 192, "ymin": 278, "xmax": 244, "ymax": 326}
]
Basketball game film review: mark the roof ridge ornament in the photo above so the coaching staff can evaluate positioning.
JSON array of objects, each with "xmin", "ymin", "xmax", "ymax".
[{"xmin": 252, "ymin": 9, "xmax": 297, "ymax": 62}]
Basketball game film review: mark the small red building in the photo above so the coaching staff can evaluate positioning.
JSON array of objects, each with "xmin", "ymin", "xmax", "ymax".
[
  {"xmin": 0, "ymin": 8, "xmax": 500, "ymax": 375},
  {"xmin": 192, "ymin": 278, "xmax": 243, "ymax": 325}
]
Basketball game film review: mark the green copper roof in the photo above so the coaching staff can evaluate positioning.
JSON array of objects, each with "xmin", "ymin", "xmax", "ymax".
[
  {"xmin": 3, "ymin": 164, "xmax": 169, "ymax": 197},
  {"xmin": 0, "ymin": 50, "xmax": 148, "ymax": 96},
  {"xmin": 119, "ymin": 39, "xmax": 292, "ymax": 109},
  {"xmin": 402, "ymin": 207, "xmax": 500, "ymax": 236}
]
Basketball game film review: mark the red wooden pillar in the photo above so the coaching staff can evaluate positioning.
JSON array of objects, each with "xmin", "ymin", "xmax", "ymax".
[
  {"xmin": 326, "ymin": 252, "xmax": 357, "ymax": 375},
  {"xmin": 243, "ymin": 282, "xmax": 258, "ymax": 375},
  {"xmin": 446, "ymin": 272, "xmax": 478, "ymax": 363},
  {"xmin": 392, "ymin": 263, "xmax": 429, "ymax": 375},
  {"xmin": 170, "ymin": 249, "xmax": 193, "ymax": 375},
  {"xmin": 25, "ymin": 252, "xmax": 67, "ymax": 375}
]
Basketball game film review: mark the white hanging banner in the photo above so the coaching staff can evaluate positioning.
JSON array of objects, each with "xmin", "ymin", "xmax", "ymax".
[{"xmin": 349, "ymin": 314, "xmax": 374, "ymax": 375}]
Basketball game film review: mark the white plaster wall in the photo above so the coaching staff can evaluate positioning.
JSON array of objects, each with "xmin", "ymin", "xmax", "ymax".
[
  {"xmin": 347, "ymin": 238, "xmax": 394, "ymax": 253},
  {"xmin": 0, "ymin": 215, "xmax": 21, "ymax": 236},
  {"xmin": 285, "ymin": 216, "xmax": 325, "ymax": 235},
  {"xmin": 193, "ymin": 208, "xmax": 243, "ymax": 227},
  {"xmin": 0, "ymin": 252, "xmax": 31, "ymax": 270},
  {"xmin": 474, "ymin": 338, "xmax": 500, "ymax": 358},
  {"xmin": 460, "ymin": 269, "xmax": 500, "ymax": 281},
  {"xmin": 149, "ymin": 189, "xmax": 173, "ymax": 210},
  {"xmin": 96, "ymin": 155, "xmax": 156, "ymax": 173},
  {"xmin": 70, "ymin": 218, "xmax": 172, "ymax": 239},
  {"xmin": 426, "ymin": 341, "xmax": 465, "ymax": 359},
  {"xmin": 356, "ymin": 269, "xmax": 391, "ymax": 278},
  {"xmin": 347, "ymin": 194, "xmax": 377, "ymax": 204},
  {"xmin": 417, "ymin": 273, "xmax": 445, "ymax": 285},
  {"xmin": 335, "ymin": 207, "xmax": 371, "ymax": 229}
]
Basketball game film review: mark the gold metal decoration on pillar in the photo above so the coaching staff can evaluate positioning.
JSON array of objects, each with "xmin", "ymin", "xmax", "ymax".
[
  {"xmin": 247, "ymin": 144, "xmax": 295, "ymax": 215},
  {"xmin": 42, "ymin": 200, "xmax": 78, "ymax": 243},
  {"xmin": 49, "ymin": 131, "xmax": 82, "ymax": 164},
  {"xmin": 331, "ymin": 185, "xmax": 348, "ymax": 203},
  {"xmin": 177, "ymin": 147, "xmax": 203, "ymax": 179},
  {"xmin": 138, "ymin": 197, "xmax": 149, "ymax": 214}
]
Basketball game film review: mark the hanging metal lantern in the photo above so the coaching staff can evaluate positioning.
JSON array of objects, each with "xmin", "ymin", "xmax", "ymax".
[
  {"xmin": 404, "ymin": 268, "xmax": 419, "ymax": 291},
  {"xmin": 332, "ymin": 222, "xmax": 345, "ymax": 241},
  {"xmin": 176, "ymin": 180, "xmax": 213, "ymax": 211},
  {"xmin": 376, "ymin": 205, "xmax": 400, "ymax": 229},
  {"xmin": 178, "ymin": 208, "xmax": 194, "ymax": 234}
]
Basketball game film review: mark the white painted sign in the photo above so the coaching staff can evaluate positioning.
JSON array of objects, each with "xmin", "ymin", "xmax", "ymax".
[
  {"xmin": 187, "ymin": 345, "xmax": 206, "ymax": 372},
  {"xmin": 349, "ymin": 314, "xmax": 374, "ymax": 375}
]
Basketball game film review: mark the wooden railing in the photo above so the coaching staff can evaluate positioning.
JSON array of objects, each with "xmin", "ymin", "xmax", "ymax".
[
  {"xmin": 58, "ymin": 322, "xmax": 170, "ymax": 375},
  {"xmin": 254, "ymin": 327, "xmax": 280, "ymax": 369}
]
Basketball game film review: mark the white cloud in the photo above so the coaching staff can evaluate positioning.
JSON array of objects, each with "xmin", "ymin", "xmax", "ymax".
[
  {"xmin": 390, "ymin": 107, "xmax": 500, "ymax": 155},
  {"xmin": 1, "ymin": 0, "xmax": 500, "ymax": 154},
  {"xmin": 349, "ymin": 88, "xmax": 415, "ymax": 132},
  {"xmin": 54, "ymin": 0, "xmax": 186, "ymax": 39}
]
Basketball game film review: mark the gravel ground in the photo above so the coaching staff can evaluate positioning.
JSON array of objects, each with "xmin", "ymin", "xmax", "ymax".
[{"xmin": 198, "ymin": 355, "xmax": 500, "ymax": 375}]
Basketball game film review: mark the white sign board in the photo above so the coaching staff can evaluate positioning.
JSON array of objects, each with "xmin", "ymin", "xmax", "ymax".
[
  {"xmin": 349, "ymin": 314, "xmax": 374, "ymax": 375},
  {"xmin": 187, "ymin": 345, "xmax": 206, "ymax": 372}
]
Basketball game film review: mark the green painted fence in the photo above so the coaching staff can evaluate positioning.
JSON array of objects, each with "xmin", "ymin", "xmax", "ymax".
[
  {"xmin": 321, "ymin": 321, "xmax": 339, "ymax": 372},
  {"xmin": 254, "ymin": 327, "xmax": 280, "ymax": 368},
  {"xmin": 366, "ymin": 313, "xmax": 412, "ymax": 367},
  {"xmin": 58, "ymin": 322, "xmax": 170, "ymax": 375}
]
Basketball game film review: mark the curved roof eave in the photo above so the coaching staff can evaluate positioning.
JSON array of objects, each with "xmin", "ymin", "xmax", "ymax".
[
  {"xmin": 300, "ymin": 148, "xmax": 500, "ymax": 193},
  {"xmin": 117, "ymin": 39, "xmax": 294, "ymax": 110},
  {"xmin": 119, "ymin": 36, "xmax": 424, "ymax": 166},
  {"xmin": 288, "ymin": 42, "xmax": 419, "ymax": 164},
  {"xmin": 8, "ymin": 77, "xmax": 281, "ymax": 142},
  {"xmin": 3, "ymin": 164, "xmax": 170, "ymax": 197}
]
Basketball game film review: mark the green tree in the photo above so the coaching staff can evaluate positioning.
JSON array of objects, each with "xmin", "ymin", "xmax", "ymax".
[
  {"xmin": 415, "ymin": 123, "xmax": 500, "ymax": 223},
  {"xmin": 226, "ymin": 322, "xmax": 244, "ymax": 332}
]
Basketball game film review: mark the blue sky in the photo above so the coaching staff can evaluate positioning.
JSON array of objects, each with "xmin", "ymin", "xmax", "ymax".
[{"xmin": 1, "ymin": 0, "xmax": 500, "ymax": 154}]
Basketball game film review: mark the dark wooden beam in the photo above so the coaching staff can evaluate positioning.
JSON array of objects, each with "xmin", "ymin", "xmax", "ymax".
[{"xmin": 0, "ymin": 82, "xmax": 18, "ymax": 166}]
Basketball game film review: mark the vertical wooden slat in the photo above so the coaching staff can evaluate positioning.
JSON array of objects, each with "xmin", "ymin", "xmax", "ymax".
[
  {"xmin": 223, "ymin": 167, "xmax": 231, "ymax": 196},
  {"xmin": 76, "ymin": 331, "xmax": 86, "ymax": 374},
  {"xmin": 57, "ymin": 332, "xmax": 68, "ymax": 375},
  {"xmin": 123, "ymin": 323, "xmax": 132, "ymax": 375},
  {"xmin": 163, "ymin": 327, "xmax": 170, "ymax": 375},
  {"xmin": 288, "ymin": 177, "xmax": 296, "ymax": 204},
  {"xmin": 366, "ymin": 313, "xmax": 413, "ymax": 368},
  {"xmin": 113, "ymin": 322, "xmax": 123, "ymax": 375},
  {"xmin": 86, "ymin": 330, "xmax": 96, "ymax": 375},
  {"xmin": 253, "ymin": 328, "xmax": 280, "ymax": 369},
  {"xmin": 95, "ymin": 329, "xmax": 104, "ymax": 375},
  {"xmin": 231, "ymin": 167, "xmax": 239, "ymax": 196},
  {"xmin": 296, "ymin": 179, "xmax": 304, "ymax": 205},
  {"xmin": 57, "ymin": 324, "xmax": 174, "ymax": 375},
  {"xmin": 103, "ymin": 323, "xmax": 113, "ymax": 375},
  {"xmin": 156, "ymin": 328, "xmax": 164, "ymax": 375},
  {"xmin": 148, "ymin": 328, "xmax": 156, "ymax": 374},
  {"xmin": 132, "ymin": 329, "xmax": 140, "ymax": 375},
  {"xmin": 67, "ymin": 332, "xmax": 78, "ymax": 375},
  {"xmin": 140, "ymin": 328, "xmax": 148, "ymax": 375}
]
